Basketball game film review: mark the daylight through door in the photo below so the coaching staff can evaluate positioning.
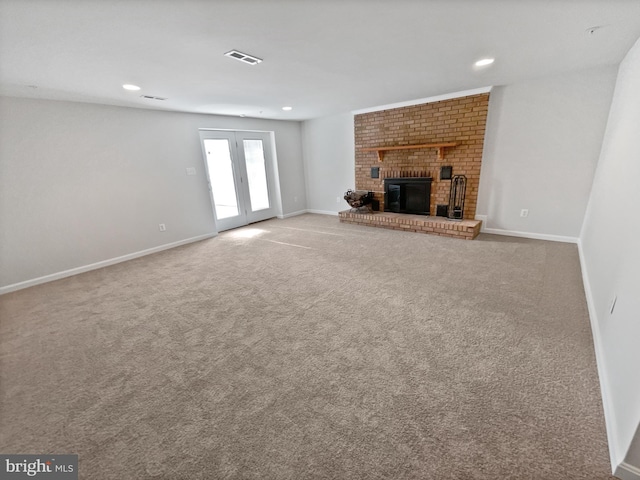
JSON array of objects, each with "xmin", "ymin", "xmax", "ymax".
[{"xmin": 199, "ymin": 130, "xmax": 276, "ymax": 232}]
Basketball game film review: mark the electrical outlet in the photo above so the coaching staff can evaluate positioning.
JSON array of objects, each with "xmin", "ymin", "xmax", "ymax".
[
  {"xmin": 336, "ymin": 196, "xmax": 341, "ymax": 203},
  {"xmin": 186, "ymin": 167, "xmax": 196, "ymax": 176},
  {"xmin": 294, "ymin": 196, "xmax": 298, "ymax": 203},
  {"xmin": 158, "ymin": 223, "xmax": 166, "ymax": 232},
  {"xmin": 520, "ymin": 209, "xmax": 529, "ymax": 218}
]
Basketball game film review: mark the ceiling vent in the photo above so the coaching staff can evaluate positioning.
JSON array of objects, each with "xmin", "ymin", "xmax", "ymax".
[
  {"xmin": 140, "ymin": 95, "xmax": 167, "ymax": 101},
  {"xmin": 224, "ymin": 50, "xmax": 263, "ymax": 65}
]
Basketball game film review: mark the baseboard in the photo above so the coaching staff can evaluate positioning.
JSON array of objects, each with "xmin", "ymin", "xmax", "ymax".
[
  {"xmin": 278, "ymin": 209, "xmax": 308, "ymax": 219},
  {"xmin": 577, "ymin": 238, "xmax": 619, "ymax": 471},
  {"xmin": 306, "ymin": 209, "xmax": 339, "ymax": 216},
  {"xmin": 615, "ymin": 462, "xmax": 640, "ymax": 480},
  {"xmin": 0, "ymin": 233, "xmax": 217, "ymax": 295},
  {"xmin": 481, "ymin": 227, "xmax": 578, "ymax": 244},
  {"xmin": 474, "ymin": 215, "xmax": 488, "ymax": 232}
]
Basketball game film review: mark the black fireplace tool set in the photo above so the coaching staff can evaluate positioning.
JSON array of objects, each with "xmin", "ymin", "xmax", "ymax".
[{"xmin": 447, "ymin": 175, "xmax": 466, "ymax": 220}]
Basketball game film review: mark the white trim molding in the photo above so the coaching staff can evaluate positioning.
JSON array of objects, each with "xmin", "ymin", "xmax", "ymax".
[
  {"xmin": 278, "ymin": 210, "xmax": 308, "ymax": 219},
  {"xmin": 352, "ymin": 87, "xmax": 493, "ymax": 116},
  {"xmin": 615, "ymin": 462, "xmax": 640, "ymax": 480},
  {"xmin": 306, "ymin": 209, "xmax": 339, "ymax": 216},
  {"xmin": 481, "ymin": 227, "xmax": 578, "ymax": 244},
  {"xmin": 577, "ymin": 238, "xmax": 619, "ymax": 471},
  {"xmin": 0, "ymin": 233, "xmax": 217, "ymax": 295},
  {"xmin": 474, "ymin": 215, "xmax": 488, "ymax": 232}
]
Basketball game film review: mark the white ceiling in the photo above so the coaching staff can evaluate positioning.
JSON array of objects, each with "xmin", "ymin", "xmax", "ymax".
[{"xmin": 2, "ymin": 0, "xmax": 640, "ymax": 121}]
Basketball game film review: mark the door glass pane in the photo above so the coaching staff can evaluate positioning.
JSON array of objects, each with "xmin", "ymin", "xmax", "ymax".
[
  {"xmin": 204, "ymin": 139, "xmax": 238, "ymax": 219},
  {"xmin": 243, "ymin": 139, "xmax": 270, "ymax": 211}
]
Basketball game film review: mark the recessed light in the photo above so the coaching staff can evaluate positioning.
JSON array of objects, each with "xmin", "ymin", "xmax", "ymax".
[
  {"xmin": 122, "ymin": 84, "xmax": 141, "ymax": 91},
  {"xmin": 474, "ymin": 58, "xmax": 495, "ymax": 67},
  {"xmin": 282, "ymin": 106, "xmax": 293, "ymax": 111}
]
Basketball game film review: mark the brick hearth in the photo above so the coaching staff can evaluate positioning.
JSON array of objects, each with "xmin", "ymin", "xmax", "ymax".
[{"xmin": 339, "ymin": 210, "xmax": 482, "ymax": 240}]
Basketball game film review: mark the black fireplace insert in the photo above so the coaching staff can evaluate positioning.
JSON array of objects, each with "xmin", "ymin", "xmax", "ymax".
[{"xmin": 384, "ymin": 177, "xmax": 432, "ymax": 215}]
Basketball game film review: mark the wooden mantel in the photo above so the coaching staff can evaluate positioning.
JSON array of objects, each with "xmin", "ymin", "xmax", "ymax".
[{"xmin": 362, "ymin": 142, "xmax": 457, "ymax": 162}]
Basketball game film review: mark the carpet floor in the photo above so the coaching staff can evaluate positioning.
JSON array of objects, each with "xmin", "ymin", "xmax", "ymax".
[{"xmin": 0, "ymin": 214, "xmax": 613, "ymax": 479}]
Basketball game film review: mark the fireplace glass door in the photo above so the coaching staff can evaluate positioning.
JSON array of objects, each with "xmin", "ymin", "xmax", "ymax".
[{"xmin": 384, "ymin": 177, "xmax": 432, "ymax": 215}]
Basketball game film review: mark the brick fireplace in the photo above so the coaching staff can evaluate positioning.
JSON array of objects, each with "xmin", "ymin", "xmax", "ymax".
[{"xmin": 339, "ymin": 92, "xmax": 489, "ymax": 239}]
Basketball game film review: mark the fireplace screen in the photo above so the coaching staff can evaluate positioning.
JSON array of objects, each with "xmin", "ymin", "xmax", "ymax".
[{"xmin": 384, "ymin": 177, "xmax": 432, "ymax": 215}]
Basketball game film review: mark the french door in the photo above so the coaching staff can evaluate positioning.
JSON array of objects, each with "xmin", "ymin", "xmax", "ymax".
[{"xmin": 199, "ymin": 130, "xmax": 276, "ymax": 232}]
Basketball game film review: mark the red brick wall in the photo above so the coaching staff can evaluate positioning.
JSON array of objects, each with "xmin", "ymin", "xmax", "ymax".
[{"xmin": 354, "ymin": 93, "xmax": 489, "ymax": 219}]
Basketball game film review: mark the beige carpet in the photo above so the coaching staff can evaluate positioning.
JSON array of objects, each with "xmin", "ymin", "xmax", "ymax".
[{"xmin": 0, "ymin": 214, "xmax": 613, "ymax": 479}]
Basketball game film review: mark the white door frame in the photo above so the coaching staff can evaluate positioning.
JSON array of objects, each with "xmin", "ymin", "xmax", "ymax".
[{"xmin": 199, "ymin": 129, "xmax": 277, "ymax": 232}]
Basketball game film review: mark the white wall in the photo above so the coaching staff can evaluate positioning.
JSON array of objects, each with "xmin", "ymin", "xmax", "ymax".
[
  {"xmin": 477, "ymin": 66, "xmax": 617, "ymax": 240},
  {"xmin": 301, "ymin": 112, "xmax": 355, "ymax": 214},
  {"xmin": 580, "ymin": 38, "xmax": 640, "ymax": 472},
  {"xmin": 0, "ymin": 96, "xmax": 305, "ymax": 291},
  {"xmin": 301, "ymin": 70, "xmax": 616, "ymax": 236}
]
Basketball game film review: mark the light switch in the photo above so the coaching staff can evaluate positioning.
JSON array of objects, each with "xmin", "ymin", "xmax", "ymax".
[{"xmin": 186, "ymin": 167, "xmax": 196, "ymax": 176}]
